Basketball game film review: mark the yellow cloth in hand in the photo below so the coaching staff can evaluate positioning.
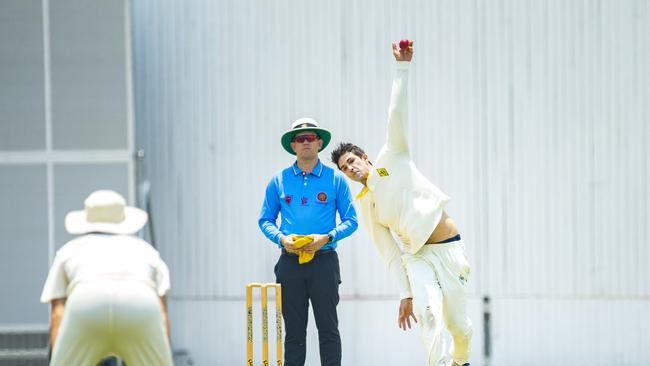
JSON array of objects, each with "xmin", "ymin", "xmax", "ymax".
[{"xmin": 290, "ymin": 235, "xmax": 315, "ymax": 264}]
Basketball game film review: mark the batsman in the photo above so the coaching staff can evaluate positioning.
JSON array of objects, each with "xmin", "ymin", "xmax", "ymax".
[{"xmin": 331, "ymin": 41, "xmax": 472, "ymax": 366}]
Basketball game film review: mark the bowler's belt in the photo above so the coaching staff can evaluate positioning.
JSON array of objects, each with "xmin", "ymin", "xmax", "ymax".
[{"xmin": 426, "ymin": 233, "xmax": 461, "ymax": 245}]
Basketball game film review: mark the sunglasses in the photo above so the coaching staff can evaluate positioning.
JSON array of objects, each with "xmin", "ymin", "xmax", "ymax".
[{"xmin": 292, "ymin": 134, "xmax": 319, "ymax": 143}]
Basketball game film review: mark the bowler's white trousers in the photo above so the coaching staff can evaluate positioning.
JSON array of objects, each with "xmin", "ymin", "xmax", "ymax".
[
  {"xmin": 402, "ymin": 240, "xmax": 472, "ymax": 366},
  {"xmin": 50, "ymin": 280, "xmax": 173, "ymax": 366}
]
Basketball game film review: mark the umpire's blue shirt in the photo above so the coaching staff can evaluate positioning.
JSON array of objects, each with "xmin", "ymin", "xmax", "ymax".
[{"xmin": 259, "ymin": 160, "xmax": 358, "ymax": 250}]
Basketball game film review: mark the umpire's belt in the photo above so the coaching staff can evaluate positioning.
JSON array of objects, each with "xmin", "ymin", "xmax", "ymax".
[{"xmin": 282, "ymin": 248, "xmax": 335, "ymax": 257}]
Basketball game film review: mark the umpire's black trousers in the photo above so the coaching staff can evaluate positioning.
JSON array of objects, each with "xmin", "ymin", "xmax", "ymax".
[{"xmin": 275, "ymin": 249, "xmax": 342, "ymax": 366}]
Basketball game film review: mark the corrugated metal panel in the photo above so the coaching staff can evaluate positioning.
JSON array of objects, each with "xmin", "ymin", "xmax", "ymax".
[
  {"xmin": 133, "ymin": 0, "xmax": 650, "ymax": 364},
  {"xmin": 491, "ymin": 298, "xmax": 650, "ymax": 365},
  {"xmin": 0, "ymin": 0, "xmax": 135, "ymax": 328},
  {"xmin": 133, "ymin": 0, "xmax": 486, "ymax": 299},
  {"xmin": 481, "ymin": 0, "xmax": 650, "ymax": 299}
]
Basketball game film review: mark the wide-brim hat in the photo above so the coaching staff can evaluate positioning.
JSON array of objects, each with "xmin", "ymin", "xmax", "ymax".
[
  {"xmin": 281, "ymin": 117, "xmax": 332, "ymax": 155},
  {"xmin": 65, "ymin": 190, "xmax": 148, "ymax": 235}
]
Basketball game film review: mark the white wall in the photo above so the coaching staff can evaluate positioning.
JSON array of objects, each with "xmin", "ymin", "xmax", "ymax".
[
  {"xmin": 132, "ymin": 0, "xmax": 650, "ymax": 365},
  {"xmin": 0, "ymin": 0, "xmax": 134, "ymax": 327}
]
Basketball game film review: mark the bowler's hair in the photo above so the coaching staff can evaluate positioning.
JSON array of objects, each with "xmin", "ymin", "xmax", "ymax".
[{"xmin": 330, "ymin": 142, "xmax": 367, "ymax": 169}]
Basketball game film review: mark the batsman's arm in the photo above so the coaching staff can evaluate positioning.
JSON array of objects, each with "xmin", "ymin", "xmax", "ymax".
[
  {"xmin": 160, "ymin": 296, "xmax": 171, "ymax": 343},
  {"xmin": 49, "ymin": 298, "xmax": 66, "ymax": 349}
]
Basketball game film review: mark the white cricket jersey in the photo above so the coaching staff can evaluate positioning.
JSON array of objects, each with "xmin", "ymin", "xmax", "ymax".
[
  {"xmin": 358, "ymin": 61, "xmax": 450, "ymax": 299},
  {"xmin": 40, "ymin": 234, "xmax": 170, "ymax": 303}
]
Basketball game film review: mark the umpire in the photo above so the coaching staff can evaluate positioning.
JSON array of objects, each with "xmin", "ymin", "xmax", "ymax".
[{"xmin": 258, "ymin": 118, "xmax": 358, "ymax": 365}]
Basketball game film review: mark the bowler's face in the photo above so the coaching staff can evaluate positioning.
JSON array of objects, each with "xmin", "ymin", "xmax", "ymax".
[{"xmin": 337, "ymin": 152, "xmax": 371, "ymax": 183}]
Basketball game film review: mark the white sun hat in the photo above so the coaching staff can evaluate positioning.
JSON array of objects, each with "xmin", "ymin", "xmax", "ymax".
[{"xmin": 65, "ymin": 190, "xmax": 148, "ymax": 235}]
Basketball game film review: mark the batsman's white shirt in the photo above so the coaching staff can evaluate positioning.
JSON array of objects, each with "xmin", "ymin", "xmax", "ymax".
[
  {"xmin": 40, "ymin": 234, "xmax": 172, "ymax": 366},
  {"xmin": 357, "ymin": 61, "xmax": 450, "ymax": 300},
  {"xmin": 41, "ymin": 234, "xmax": 170, "ymax": 302}
]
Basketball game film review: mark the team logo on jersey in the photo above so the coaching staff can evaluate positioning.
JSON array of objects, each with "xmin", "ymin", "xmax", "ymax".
[
  {"xmin": 317, "ymin": 192, "xmax": 328, "ymax": 202},
  {"xmin": 301, "ymin": 196, "xmax": 309, "ymax": 205},
  {"xmin": 376, "ymin": 168, "xmax": 389, "ymax": 177},
  {"xmin": 284, "ymin": 195, "xmax": 292, "ymax": 204}
]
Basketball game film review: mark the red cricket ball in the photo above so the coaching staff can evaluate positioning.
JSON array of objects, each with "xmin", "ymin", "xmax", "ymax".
[{"xmin": 399, "ymin": 39, "xmax": 411, "ymax": 50}]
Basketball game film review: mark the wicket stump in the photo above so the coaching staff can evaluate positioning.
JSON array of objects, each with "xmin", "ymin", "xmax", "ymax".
[{"xmin": 246, "ymin": 282, "xmax": 282, "ymax": 366}]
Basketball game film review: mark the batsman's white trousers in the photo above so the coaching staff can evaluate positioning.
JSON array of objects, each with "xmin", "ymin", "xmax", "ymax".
[
  {"xmin": 50, "ymin": 280, "xmax": 173, "ymax": 366},
  {"xmin": 402, "ymin": 240, "xmax": 472, "ymax": 366}
]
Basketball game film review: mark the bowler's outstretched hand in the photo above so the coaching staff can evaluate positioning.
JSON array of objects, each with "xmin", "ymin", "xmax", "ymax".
[{"xmin": 392, "ymin": 40, "xmax": 413, "ymax": 62}]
